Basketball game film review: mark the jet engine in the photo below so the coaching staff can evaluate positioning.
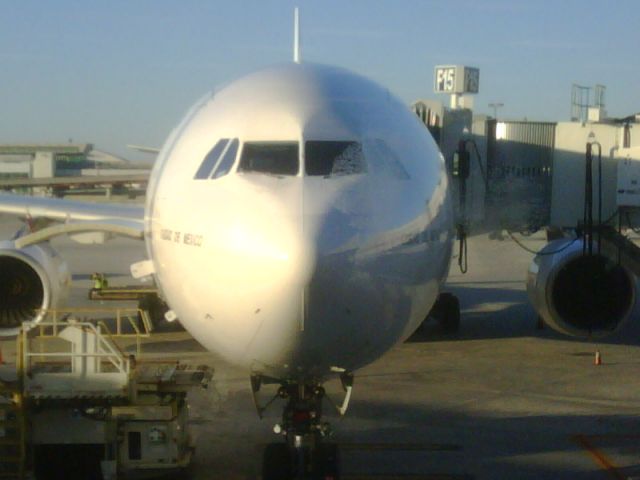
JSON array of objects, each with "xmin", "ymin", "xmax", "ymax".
[
  {"xmin": 527, "ymin": 238, "xmax": 637, "ymax": 338},
  {"xmin": 0, "ymin": 240, "xmax": 71, "ymax": 336}
]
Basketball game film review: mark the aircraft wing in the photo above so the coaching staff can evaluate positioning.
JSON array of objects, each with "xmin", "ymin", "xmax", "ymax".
[
  {"xmin": 0, "ymin": 192, "xmax": 144, "ymax": 245},
  {"xmin": 127, "ymin": 144, "xmax": 161, "ymax": 154}
]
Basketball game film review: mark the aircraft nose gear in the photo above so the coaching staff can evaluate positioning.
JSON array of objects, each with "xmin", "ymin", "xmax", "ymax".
[{"xmin": 251, "ymin": 374, "xmax": 352, "ymax": 479}]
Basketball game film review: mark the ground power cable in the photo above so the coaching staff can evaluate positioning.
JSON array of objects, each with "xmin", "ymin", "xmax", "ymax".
[
  {"xmin": 455, "ymin": 138, "xmax": 486, "ymax": 274},
  {"xmin": 506, "ymin": 231, "xmax": 579, "ymax": 256}
]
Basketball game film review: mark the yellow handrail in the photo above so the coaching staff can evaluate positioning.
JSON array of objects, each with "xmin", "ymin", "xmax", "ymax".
[
  {"xmin": 34, "ymin": 307, "xmax": 151, "ymax": 339},
  {"xmin": 23, "ymin": 321, "xmax": 131, "ymax": 375}
]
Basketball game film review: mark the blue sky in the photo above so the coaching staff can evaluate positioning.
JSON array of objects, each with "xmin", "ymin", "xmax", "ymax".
[{"xmin": 0, "ymin": 1, "xmax": 638, "ymax": 159}]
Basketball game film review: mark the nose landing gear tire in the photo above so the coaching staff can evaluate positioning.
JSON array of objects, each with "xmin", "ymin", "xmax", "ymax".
[
  {"xmin": 316, "ymin": 442, "xmax": 340, "ymax": 479},
  {"xmin": 262, "ymin": 442, "xmax": 340, "ymax": 480},
  {"xmin": 262, "ymin": 443, "xmax": 292, "ymax": 480}
]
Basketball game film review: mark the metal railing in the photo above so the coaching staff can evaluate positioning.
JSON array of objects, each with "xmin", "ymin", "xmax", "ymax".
[
  {"xmin": 30, "ymin": 307, "xmax": 152, "ymax": 357},
  {"xmin": 22, "ymin": 320, "xmax": 130, "ymax": 377},
  {"xmin": 33, "ymin": 307, "xmax": 152, "ymax": 336}
]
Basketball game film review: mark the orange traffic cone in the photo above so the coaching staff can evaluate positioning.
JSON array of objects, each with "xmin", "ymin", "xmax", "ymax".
[{"xmin": 594, "ymin": 350, "xmax": 602, "ymax": 366}]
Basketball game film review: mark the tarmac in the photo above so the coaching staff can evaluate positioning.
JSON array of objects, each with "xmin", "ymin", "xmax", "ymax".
[{"xmin": 1, "ymin": 211, "xmax": 640, "ymax": 479}]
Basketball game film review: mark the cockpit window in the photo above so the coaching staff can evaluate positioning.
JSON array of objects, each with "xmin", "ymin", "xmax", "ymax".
[
  {"xmin": 193, "ymin": 138, "xmax": 239, "ymax": 180},
  {"xmin": 212, "ymin": 138, "xmax": 239, "ymax": 179},
  {"xmin": 305, "ymin": 141, "xmax": 366, "ymax": 177},
  {"xmin": 366, "ymin": 139, "xmax": 410, "ymax": 180},
  {"xmin": 194, "ymin": 139, "xmax": 229, "ymax": 179},
  {"xmin": 238, "ymin": 142, "xmax": 299, "ymax": 176}
]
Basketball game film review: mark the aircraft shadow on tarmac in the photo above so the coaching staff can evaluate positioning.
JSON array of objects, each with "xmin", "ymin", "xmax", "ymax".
[
  {"xmin": 334, "ymin": 400, "xmax": 640, "ymax": 479},
  {"xmin": 408, "ymin": 284, "xmax": 640, "ymax": 347}
]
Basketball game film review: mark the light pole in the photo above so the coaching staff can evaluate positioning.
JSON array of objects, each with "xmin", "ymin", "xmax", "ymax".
[{"xmin": 488, "ymin": 102, "xmax": 504, "ymax": 120}]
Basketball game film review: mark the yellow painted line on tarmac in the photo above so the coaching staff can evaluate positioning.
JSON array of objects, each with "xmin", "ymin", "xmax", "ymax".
[{"xmin": 573, "ymin": 435, "xmax": 626, "ymax": 480}]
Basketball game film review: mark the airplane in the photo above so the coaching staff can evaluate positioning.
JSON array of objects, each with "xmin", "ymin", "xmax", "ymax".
[
  {"xmin": 0, "ymin": 15, "xmax": 636, "ymax": 480},
  {"xmin": 0, "ymin": 58, "xmax": 456, "ymax": 479}
]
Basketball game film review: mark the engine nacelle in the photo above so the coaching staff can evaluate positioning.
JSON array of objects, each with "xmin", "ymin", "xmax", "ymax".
[
  {"xmin": 0, "ymin": 240, "xmax": 71, "ymax": 336},
  {"xmin": 527, "ymin": 238, "xmax": 637, "ymax": 338}
]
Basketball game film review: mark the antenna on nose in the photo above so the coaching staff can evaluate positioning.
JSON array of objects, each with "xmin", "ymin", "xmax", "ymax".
[{"xmin": 293, "ymin": 7, "xmax": 301, "ymax": 63}]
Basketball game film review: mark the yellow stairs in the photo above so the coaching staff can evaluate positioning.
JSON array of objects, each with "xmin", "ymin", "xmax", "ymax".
[{"xmin": 0, "ymin": 384, "xmax": 26, "ymax": 480}]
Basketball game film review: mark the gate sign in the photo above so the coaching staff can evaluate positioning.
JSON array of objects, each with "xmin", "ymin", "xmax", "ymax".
[{"xmin": 434, "ymin": 65, "xmax": 480, "ymax": 94}]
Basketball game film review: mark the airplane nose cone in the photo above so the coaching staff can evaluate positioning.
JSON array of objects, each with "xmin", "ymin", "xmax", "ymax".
[
  {"xmin": 198, "ymin": 177, "xmax": 317, "ymax": 368},
  {"xmin": 191, "ymin": 175, "xmax": 371, "ymax": 373},
  {"xmin": 291, "ymin": 177, "xmax": 383, "ymax": 372}
]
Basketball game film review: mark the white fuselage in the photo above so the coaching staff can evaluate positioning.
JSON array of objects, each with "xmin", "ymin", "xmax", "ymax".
[{"xmin": 144, "ymin": 63, "xmax": 453, "ymax": 379}]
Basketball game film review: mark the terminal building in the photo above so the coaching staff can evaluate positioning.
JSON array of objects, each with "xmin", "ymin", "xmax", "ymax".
[
  {"xmin": 0, "ymin": 144, "xmax": 147, "ymax": 180},
  {"xmin": 0, "ymin": 144, "xmax": 150, "ymax": 196},
  {"xmin": 0, "ymin": 144, "xmax": 94, "ymax": 180}
]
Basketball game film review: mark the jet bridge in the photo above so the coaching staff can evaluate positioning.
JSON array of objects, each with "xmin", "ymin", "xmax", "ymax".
[
  {"xmin": 526, "ymin": 143, "xmax": 640, "ymax": 339},
  {"xmin": 0, "ymin": 310, "xmax": 212, "ymax": 480},
  {"xmin": 598, "ymin": 222, "xmax": 640, "ymax": 278},
  {"xmin": 592, "ymin": 148, "xmax": 640, "ymax": 279}
]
